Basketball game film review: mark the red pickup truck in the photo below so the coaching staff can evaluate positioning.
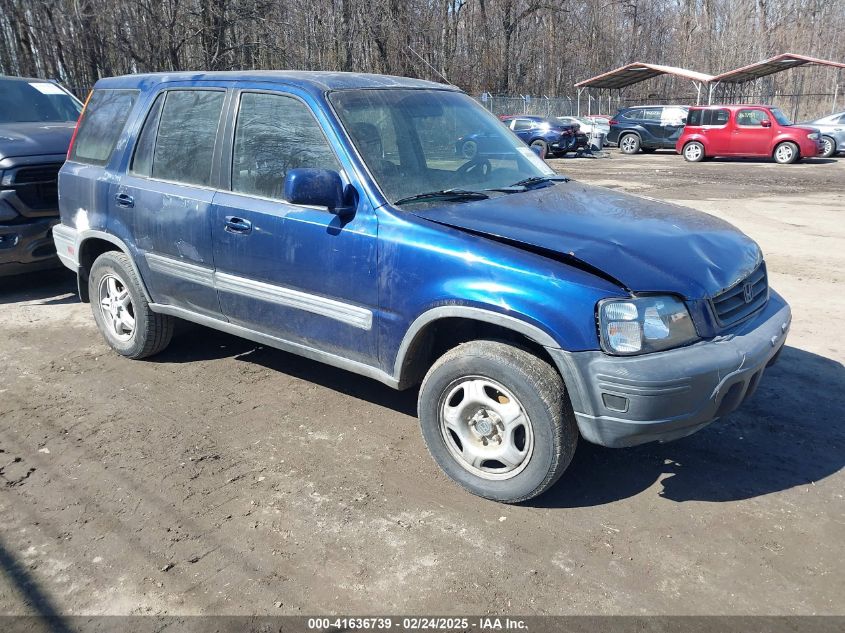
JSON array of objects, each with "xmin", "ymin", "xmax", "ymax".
[{"xmin": 677, "ymin": 105, "xmax": 824, "ymax": 164}]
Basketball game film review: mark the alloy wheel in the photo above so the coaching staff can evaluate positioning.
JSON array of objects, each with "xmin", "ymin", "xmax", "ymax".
[
  {"xmin": 775, "ymin": 144, "xmax": 795, "ymax": 163},
  {"xmin": 98, "ymin": 273, "xmax": 135, "ymax": 342}
]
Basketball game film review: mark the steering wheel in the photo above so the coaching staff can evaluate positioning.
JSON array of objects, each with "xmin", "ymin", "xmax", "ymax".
[{"xmin": 456, "ymin": 158, "xmax": 492, "ymax": 181}]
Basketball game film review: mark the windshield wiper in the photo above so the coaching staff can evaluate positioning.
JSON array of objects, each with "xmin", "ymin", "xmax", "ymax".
[
  {"xmin": 394, "ymin": 189, "xmax": 489, "ymax": 206},
  {"xmin": 508, "ymin": 175, "xmax": 570, "ymax": 189}
]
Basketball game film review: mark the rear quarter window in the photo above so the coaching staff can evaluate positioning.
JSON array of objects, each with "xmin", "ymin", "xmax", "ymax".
[{"xmin": 69, "ymin": 89, "xmax": 139, "ymax": 165}]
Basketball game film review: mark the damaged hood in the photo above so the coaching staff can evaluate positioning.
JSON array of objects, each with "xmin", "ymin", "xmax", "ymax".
[{"xmin": 409, "ymin": 181, "xmax": 761, "ymax": 299}]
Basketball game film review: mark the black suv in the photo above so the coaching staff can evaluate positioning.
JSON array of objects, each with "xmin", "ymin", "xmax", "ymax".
[
  {"xmin": 0, "ymin": 75, "xmax": 82, "ymax": 276},
  {"xmin": 607, "ymin": 105, "xmax": 689, "ymax": 154}
]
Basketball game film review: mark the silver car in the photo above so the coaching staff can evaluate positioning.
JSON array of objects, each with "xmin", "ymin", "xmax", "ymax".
[{"xmin": 802, "ymin": 111, "xmax": 845, "ymax": 157}]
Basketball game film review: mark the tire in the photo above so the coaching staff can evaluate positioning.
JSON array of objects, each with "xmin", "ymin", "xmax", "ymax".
[
  {"xmin": 682, "ymin": 141, "xmax": 705, "ymax": 162},
  {"xmin": 417, "ymin": 340, "xmax": 578, "ymax": 503},
  {"xmin": 461, "ymin": 139, "xmax": 478, "ymax": 160},
  {"xmin": 619, "ymin": 133, "xmax": 640, "ymax": 154},
  {"xmin": 89, "ymin": 250, "xmax": 174, "ymax": 359},
  {"xmin": 529, "ymin": 139, "xmax": 548, "ymax": 159},
  {"xmin": 773, "ymin": 141, "xmax": 799, "ymax": 164},
  {"xmin": 820, "ymin": 136, "xmax": 836, "ymax": 158}
]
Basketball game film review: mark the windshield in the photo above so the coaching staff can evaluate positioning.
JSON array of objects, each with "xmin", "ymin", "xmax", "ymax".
[
  {"xmin": 770, "ymin": 107, "xmax": 792, "ymax": 126},
  {"xmin": 329, "ymin": 89, "xmax": 555, "ymax": 205},
  {"xmin": 0, "ymin": 79, "xmax": 83, "ymax": 124}
]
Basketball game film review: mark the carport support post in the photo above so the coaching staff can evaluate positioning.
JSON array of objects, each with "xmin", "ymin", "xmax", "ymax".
[
  {"xmin": 708, "ymin": 81, "xmax": 720, "ymax": 105},
  {"xmin": 692, "ymin": 81, "xmax": 702, "ymax": 105},
  {"xmin": 577, "ymin": 87, "xmax": 585, "ymax": 117}
]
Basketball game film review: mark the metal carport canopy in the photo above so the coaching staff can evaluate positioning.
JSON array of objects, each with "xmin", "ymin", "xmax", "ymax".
[
  {"xmin": 710, "ymin": 52, "xmax": 845, "ymax": 83},
  {"xmin": 574, "ymin": 62, "xmax": 714, "ymax": 90}
]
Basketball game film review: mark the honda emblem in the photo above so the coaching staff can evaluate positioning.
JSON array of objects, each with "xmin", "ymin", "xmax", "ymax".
[{"xmin": 743, "ymin": 282, "xmax": 754, "ymax": 304}]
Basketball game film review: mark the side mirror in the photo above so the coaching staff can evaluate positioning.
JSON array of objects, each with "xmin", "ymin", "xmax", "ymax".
[
  {"xmin": 760, "ymin": 119, "xmax": 772, "ymax": 128},
  {"xmin": 284, "ymin": 168, "xmax": 355, "ymax": 217}
]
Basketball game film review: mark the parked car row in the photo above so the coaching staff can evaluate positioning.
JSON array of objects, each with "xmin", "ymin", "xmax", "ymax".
[{"xmin": 604, "ymin": 101, "xmax": 843, "ymax": 164}]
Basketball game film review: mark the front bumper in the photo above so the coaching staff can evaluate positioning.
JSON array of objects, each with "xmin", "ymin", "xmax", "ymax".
[
  {"xmin": 0, "ymin": 217, "xmax": 61, "ymax": 277},
  {"xmin": 798, "ymin": 138, "xmax": 825, "ymax": 157},
  {"xmin": 548, "ymin": 291, "xmax": 791, "ymax": 448}
]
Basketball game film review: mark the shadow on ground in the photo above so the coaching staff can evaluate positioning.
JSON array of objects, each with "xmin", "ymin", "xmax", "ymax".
[
  {"xmin": 533, "ymin": 345, "xmax": 845, "ymax": 508},
  {"xmin": 152, "ymin": 325, "xmax": 844, "ymax": 508},
  {"xmin": 0, "ymin": 269, "xmax": 77, "ymax": 305},
  {"xmin": 153, "ymin": 324, "xmax": 420, "ymax": 417},
  {"xmin": 0, "ymin": 537, "xmax": 74, "ymax": 632}
]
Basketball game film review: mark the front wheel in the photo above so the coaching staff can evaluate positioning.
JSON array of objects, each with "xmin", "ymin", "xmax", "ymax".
[
  {"xmin": 820, "ymin": 136, "xmax": 836, "ymax": 158},
  {"xmin": 773, "ymin": 141, "xmax": 799, "ymax": 164},
  {"xmin": 683, "ymin": 141, "xmax": 705, "ymax": 162},
  {"xmin": 418, "ymin": 340, "xmax": 578, "ymax": 503},
  {"xmin": 89, "ymin": 251, "xmax": 174, "ymax": 359}
]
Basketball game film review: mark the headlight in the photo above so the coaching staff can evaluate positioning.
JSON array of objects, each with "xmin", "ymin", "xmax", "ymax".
[
  {"xmin": 808, "ymin": 132, "xmax": 820, "ymax": 140},
  {"xmin": 598, "ymin": 296, "xmax": 698, "ymax": 355}
]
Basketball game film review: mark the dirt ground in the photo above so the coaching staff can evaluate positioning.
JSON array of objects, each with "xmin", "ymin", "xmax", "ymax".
[{"xmin": 1, "ymin": 150, "xmax": 843, "ymax": 617}]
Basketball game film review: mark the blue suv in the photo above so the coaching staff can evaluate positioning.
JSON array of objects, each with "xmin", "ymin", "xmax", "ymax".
[{"xmin": 53, "ymin": 72, "xmax": 790, "ymax": 503}]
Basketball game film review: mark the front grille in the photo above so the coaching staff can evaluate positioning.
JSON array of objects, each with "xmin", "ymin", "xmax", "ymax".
[
  {"xmin": 12, "ymin": 164, "xmax": 62, "ymax": 185},
  {"xmin": 6, "ymin": 163, "xmax": 62, "ymax": 211},
  {"xmin": 711, "ymin": 262, "xmax": 768, "ymax": 327}
]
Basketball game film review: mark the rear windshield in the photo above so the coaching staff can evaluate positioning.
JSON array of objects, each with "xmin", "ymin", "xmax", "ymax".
[
  {"xmin": 0, "ymin": 78, "xmax": 82, "ymax": 123},
  {"xmin": 69, "ymin": 89, "xmax": 139, "ymax": 166}
]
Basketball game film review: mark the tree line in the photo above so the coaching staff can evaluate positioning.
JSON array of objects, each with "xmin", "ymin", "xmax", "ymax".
[{"xmin": 2, "ymin": 0, "xmax": 844, "ymax": 115}]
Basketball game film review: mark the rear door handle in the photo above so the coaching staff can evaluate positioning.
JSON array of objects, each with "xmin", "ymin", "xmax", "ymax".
[
  {"xmin": 224, "ymin": 216, "xmax": 252, "ymax": 234},
  {"xmin": 115, "ymin": 193, "xmax": 134, "ymax": 208}
]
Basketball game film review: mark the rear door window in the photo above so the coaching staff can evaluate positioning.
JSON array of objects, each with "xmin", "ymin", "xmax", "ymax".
[
  {"xmin": 230, "ymin": 92, "xmax": 341, "ymax": 200},
  {"xmin": 696, "ymin": 108, "xmax": 729, "ymax": 126},
  {"xmin": 710, "ymin": 109, "xmax": 729, "ymax": 126},
  {"xmin": 149, "ymin": 90, "xmax": 225, "ymax": 187},
  {"xmin": 622, "ymin": 109, "xmax": 643, "ymax": 120},
  {"xmin": 69, "ymin": 89, "xmax": 139, "ymax": 165}
]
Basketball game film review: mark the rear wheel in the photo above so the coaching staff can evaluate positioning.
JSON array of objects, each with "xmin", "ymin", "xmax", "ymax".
[
  {"xmin": 619, "ymin": 134, "xmax": 640, "ymax": 154},
  {"xmin": 418, "ymin": 340, "xmax": 577, "ymax": 503},
  {"xmin": 89, "ymin": 251, "xmax": 174, "ymax": 359},
  {"xmin": 773, "ymin": 141, "xmax": 799, "ymax": 164},
  {"xmin": 529, "ymin": 139, "xmax": 548, "ymax": 158},
  {"xmin": 820, "ymin": 136, "xmax": 836, "ymax": 158},
  {"xmin": 682, "ymin": 141, "xmax": 705, "ymax": 162}
]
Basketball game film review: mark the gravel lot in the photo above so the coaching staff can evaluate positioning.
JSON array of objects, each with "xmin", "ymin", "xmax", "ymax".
[{"xmin": 1, "ymin": 150, "xmax": 843, "ymax": 616}]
